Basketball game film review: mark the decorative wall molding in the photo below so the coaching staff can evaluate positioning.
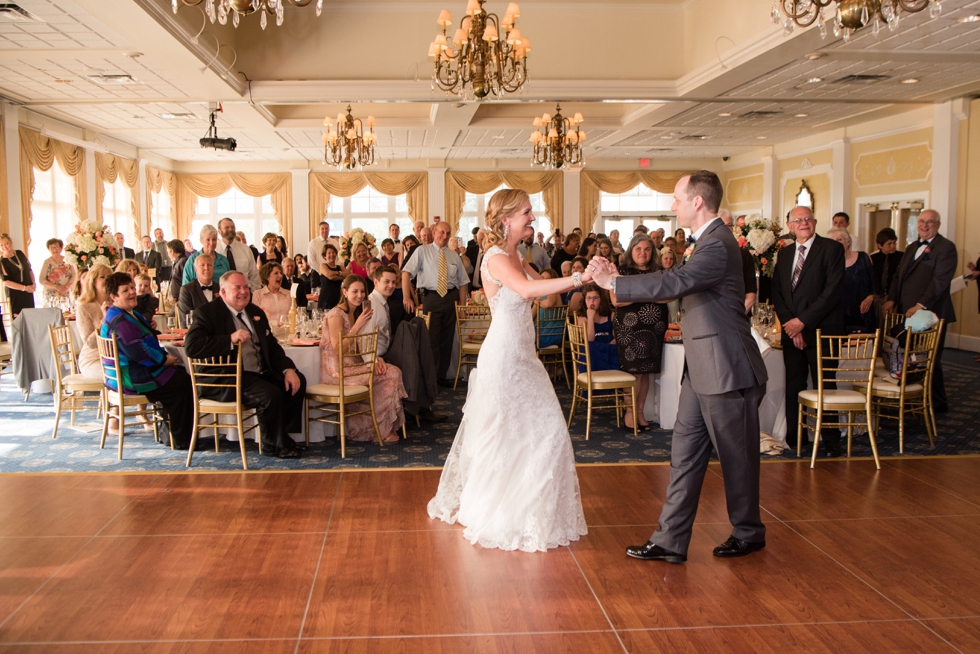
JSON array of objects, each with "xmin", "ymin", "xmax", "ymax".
[{"xmin": 854, "ymin": 142, "xmax": 932, "ymax": 187}]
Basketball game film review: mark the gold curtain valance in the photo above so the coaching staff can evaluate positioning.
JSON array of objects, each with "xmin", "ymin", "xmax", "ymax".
[
  {"xmin": 95, "ymin": 152, "xmax": 139, "ymax": 242},
  {"xmin": 579, "ymin": 170, "xmax": 692, "ymax": 233},
  {"xmin": 309, "ymin": 172, "xmax": 428, "ymax": 239},
  {"xmin": 19, "ymin": 127, "xmax": 87, "ymax": 249},
  {"xmin": 145, "ymin": 165, "xmax": 178, "ymax": 239},
  {"xmin": 175, "ymin": 173, "xmax": 292, "ymax": 249},
  {"xmin": 445, "ymin": 171, "xmax": 562, "ymax": 233}
]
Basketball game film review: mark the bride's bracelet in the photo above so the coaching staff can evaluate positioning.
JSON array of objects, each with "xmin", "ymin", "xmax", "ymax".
[{"xmin": 571, "ymin": 272, "xmax": 583, "ymax": 288}]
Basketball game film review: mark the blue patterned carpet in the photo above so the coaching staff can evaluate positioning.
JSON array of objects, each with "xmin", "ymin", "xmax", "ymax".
[{"xmin": 1, "ymin": 349, "xmax": 977, "ymax": 473}]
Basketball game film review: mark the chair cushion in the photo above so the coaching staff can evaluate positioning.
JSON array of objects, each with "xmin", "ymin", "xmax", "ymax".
[
  {"xmin": 539, "ymin": 345, "xmax": 561, "ymax": 351},
  {"xmin": 578, "ymin": 370, "xmax": 636, "ymax": 385},
  {"xmin": 306, "ymin": 383, "xmax": 370, "ymax": 399},
  {"xmin": 798, "ymin": 389, "xmax": 868, "ymax": 405},
  {"xmin": 63, "ymin": 374, "xmax": 103, "ymax": 387},
  {"xmin": 0, "ymin": 342, "xmax": 11, "ymax": 356},
  {"xmin": 106, "ymin": 390, "xmax": 150, "ymax": 405},
  {"xmin": 199, "ymin": 399, "xmax": 241, "ymax": 408},
  {"xmin": 854, "ymin": 378, "xmax": 924, "ymax": 395},
  {"xmin": 461, "ymin": 342, "xmax": 483, "ymax": 354}
]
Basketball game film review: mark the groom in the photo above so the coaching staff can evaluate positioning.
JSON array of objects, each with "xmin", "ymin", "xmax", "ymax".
[{"xmin": 589, "ymin": 171, "xmax": 768, "ymax": 563}]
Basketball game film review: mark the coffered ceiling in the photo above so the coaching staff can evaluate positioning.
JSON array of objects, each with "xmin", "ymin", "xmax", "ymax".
[{"xmin": 1, "ymin": 0, "xmax": 978, "ymax": 168}]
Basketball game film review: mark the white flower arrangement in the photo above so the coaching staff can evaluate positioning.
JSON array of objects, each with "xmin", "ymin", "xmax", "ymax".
[
  {"xmin": 746, "ymin": 228, "xmax": 775, "ymax": 254},
  {"xmin": 63, "ymin": 221, "xmax": 122, "ymax": 270}
]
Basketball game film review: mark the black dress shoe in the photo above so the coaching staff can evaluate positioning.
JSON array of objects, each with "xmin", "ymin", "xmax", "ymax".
[
  {"xmin": 824, "ymin": 446, "xmax": 842, "ymax": 458},
  {"xmin": 436, "ymin": 378, "xmax": 455, "ymax": 389},
  {"xmin": 275, "ymin": 446, "xmax": 301, "ymax": 459},
  {"xmin": 625, "ymin": 541, "xmax": 686, "ymax": 563},
  {"xmin": 418, "ymin": 409, "xmax": 449, "ymax": 423},
  {"xmin": 712, "ymin": 537, "xmax": 765, "ymax": 558},
  {"xmin": 291, "ymin": 440, "xmax": 309, "ymax": 451}
]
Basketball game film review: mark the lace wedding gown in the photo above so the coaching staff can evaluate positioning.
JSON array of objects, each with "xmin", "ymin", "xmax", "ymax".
[{"xmin": 427, "ymin": 246, "xmax": 588, "ymax": 552}]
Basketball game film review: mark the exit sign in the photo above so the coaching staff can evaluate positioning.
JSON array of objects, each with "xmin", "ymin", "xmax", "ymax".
[{"xmin": 638, "ymin": 158, "xmax": 651, "ymax": 168}]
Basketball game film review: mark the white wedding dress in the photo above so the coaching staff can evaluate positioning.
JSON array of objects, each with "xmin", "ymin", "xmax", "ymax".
[{"xmin": 427, "ymin": 245, "xmax": 588, "ymax": 552}]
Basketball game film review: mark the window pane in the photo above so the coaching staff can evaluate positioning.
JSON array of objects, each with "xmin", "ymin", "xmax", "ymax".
[
  {"xmin": 216, "ymin": 188, "xmax": 237, "ymax": 215},
  {"xmin": 462, "ymin": 195, "xmax": 478, "ymax": 213},
  {"xmin": 261, "ymin": 219, "xmax": 280, "ymax": 239},
  {"xmin": 189, "ymin": 219, "xmax": 210, "ymax": 247},
  {"xmin": 326, "ymin": 218, "xmax": 344, "ymax": 237},
  {"xmin": 260, "ymin": 196, "xmax": 274, "ymax": 214},
  {"xmin": 197, "ymin": 196, "xmax": 210, "ymax": 215},
  {"xmin": 394, "ymin": 195, "xmax": 408, "ymax": 213},
  {"xmin": 395, "ymin": 217, "xmax": 414, "ymax": 237},
  {"xmin": 350, "ymin": 218, "xmax": 389, "ymax": 241},
  {"xmin": 457, "ymin": 216, "xmax": 477, "ymax": 242},
  {"xmin": 236, "ymin": 196, "xmax": 252, "ymax": 214},
  {"xmin": 328, "ymin": 195, "xmax": 343, "ymax": 213}
]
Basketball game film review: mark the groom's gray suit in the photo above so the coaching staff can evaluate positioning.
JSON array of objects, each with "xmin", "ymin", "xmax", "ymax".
[{"xmin": 614, "ymin": 218, "xmax": 768, "ymax": 554}]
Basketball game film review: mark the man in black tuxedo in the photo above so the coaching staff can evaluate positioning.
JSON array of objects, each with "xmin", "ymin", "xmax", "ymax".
[
  {"xmin": 184, "ymin": 271, "xmax": 306, "ymax": 458},
  {"xmin": 178, "ymin": 254, "xmax": 216, "ymax": 326},
  {"xmin": 138, "ymin": 235, "xmax": 164, "ymax": 284},
  {"xmin": 465, "ymin": 226, "xmax": 480, "ymax": 269},
  {"xmin": 114, "ymin": 232, "xmax": 135, "ymax": 260},
  {"xmin": 883, "ymin": 210, "xmax": 957, "ymax": 412},
  {"xmin": 279, "ymin": 257, "xmax": 309, "ymax": 308},
  {"xmin": 772, "ymin": 206, "xmax": 845, "ymax": 457}
]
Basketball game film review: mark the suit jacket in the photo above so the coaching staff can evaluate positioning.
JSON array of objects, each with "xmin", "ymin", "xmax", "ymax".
[
  {"xmin": 465, "ymin": 239, "xmax": 479, "ymax": 269},
  {"xmin": 870, "ymin": 250, "xmax": 903, "ymax": 297},
  {"xmin": 170, "ymin": 256, "xmax": 187, "ymax": 301},
  {"xmin": 120, "ymin": 246, "xmax": 135, "ymax": 261},
  {"xmin": 137, "ymin": 249, "xmax": 163, "ymax": 271},
  {"xmin": 771, "ymin": 234, "xmax": 845, "ymax": 345},
  {"xmin": 178, "ymin": 279, "xmax": 215, "ymax": 325},
  {"xmin": 886, "ymin": 233, "xmax": 957, "ymax": 323},
  {"xmin": 183, "ymin": 297, "xmax": 297, "ymax": 401},
  {"xmin": 615, "ymin": 219, "xmax": 767, "ymax": 396},
  {"xmin": 281, "ymin": 276, "xmax": 310, "ymax": 308}
]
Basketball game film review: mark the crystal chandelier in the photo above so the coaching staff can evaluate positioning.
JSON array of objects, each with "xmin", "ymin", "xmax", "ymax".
[
  {"xmin": 771, "ymin": 0, "xmax": 942, "ymax": 41},
  {"xmin": 322, "ymin": 106, "xmax": 378, "ymax": 171},
  {"xmin": 428, "ymin": 0, "xmax": 530, "ymax": 100},
  {"xmin": 529, "ymin": 104, "xmax": 585, "ymax": 170},
  {"xmin": 173, "ymin": 0, "xmax": 323, "ymax": 30}
]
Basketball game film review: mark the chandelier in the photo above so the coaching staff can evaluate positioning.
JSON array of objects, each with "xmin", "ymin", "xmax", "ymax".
[
  {"xmin": 771, "ymin": 0, "xmax": 942, "ymax": 41},
  {"xmin": 173, "ymin": 0, "xmax": 322, "ymax": 29},
  {"xmin": 529, "ymin": 104, "xmax": 585, "ymax": 170},
  {"xmin": 322, "ymin": 106, "xmax": 378, "ymax": 171},
  {"xmin": 428, "ymin": 0, "xmax": 530, "ymax": 100}
]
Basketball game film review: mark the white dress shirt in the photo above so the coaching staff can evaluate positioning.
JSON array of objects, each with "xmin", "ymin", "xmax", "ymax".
[
  {"xmin": 517, "ymin": 241, "xmax": 551, "ymax": 271},
  {"xmin": 363, "ymin": 288, "xmax": 392, "ymax": 356},
  {"xmin": 217, "ymin": 239, "xmax": 261, "ymax": 290},
  {"xmin": 914, "ymin": 237, "xmax": 933, "ymax": 260},
  {"xmin": 401, "ymin": 243, "xmax": 471, "ymax": 292},
  {"xmin": 794, "ymin": 234, "xmax": 816, "ymax": 272}
]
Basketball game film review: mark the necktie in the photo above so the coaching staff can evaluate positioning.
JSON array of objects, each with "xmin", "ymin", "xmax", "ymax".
[
  {"xmin": 237, "ymin": 311, "xmax": 259, "ymax": 345},
  {"xmin": 524, "ymin": 243, "xmax": 532, "ymax": 263},
  {"xmin": 437, "ymin": 247, "xmax": 448, "ymax": 297},
  {"xmin": 791, "ymin": 244, "xmax": 807, "ymax": 290},
  {"xmin": 225, "ymin": 244, "xmax": 236, "ymax": 271}
]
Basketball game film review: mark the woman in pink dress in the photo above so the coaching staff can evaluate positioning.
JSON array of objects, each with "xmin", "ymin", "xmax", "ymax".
[
  {"xmin": 347, "ymin": 242, "xmax": 370, "ymax": 279},
  {"xmin": 320, "ymin": 274, "xmax": 407, "ymax": 443}
]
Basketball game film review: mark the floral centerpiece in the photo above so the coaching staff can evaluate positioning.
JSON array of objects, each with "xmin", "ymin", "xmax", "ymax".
[
  {"xmin": 338, "ymin": 228, "xmax": 378, "ymax": 263},
  {"xmin": 731, "ymin": 214, "xmax": 788, "ymax": 277},
  {"xmin": 64, "ymin": 220, "xmax": 122, "ymax": 270}
]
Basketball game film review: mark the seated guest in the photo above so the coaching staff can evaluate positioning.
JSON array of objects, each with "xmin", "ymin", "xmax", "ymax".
[
  {"xmin": 318, "ymin": 243, "xmax": 345, "ymax": 311},
  {"xmin": 362, "ymin": 264, "xmax": 401, "ymax": 357},
  {"xmin": 321, "ymin": 275, "xmax": 408, "ymax": 443},
  {"xmin": 560, "ymin": 260, "xmax": 572, "ymax": 278},
  {"xmin": 115, "ymin": 259, "xmax": 141, "ymax": 278},
  {"xmin": 183, "ymin": 271, "xmax": 306, "ymax": 459},
  {"xmin": 253, "ymin": 261, "xmax": 292, "ymax": 323},
  {"xmin": 183, "ymin": 225, "xmax": 230, "ymax": 285},
  {"xmin": 828, "ymin": 227, "xmax": 877, "ymax": 334},
  {"xmin": 380, "ymin": 238, "xmax": 400, "ymax": 268},
  {"xmin": 550, "ymin": 232, "xmax": 580, "ymax": 273},
  {"xmin": 596, "ymin": 238, "xmax": 617, "ymax": 266},
  {"xmin": 133, "ymin": 273, "xmax": 159, "ymax": 327},
  {"xmin": 537, "ymin": 268, "xmax": 564, "ymax": 310},
  {"xmin": 578, "ymin": 237, "xmax": 597, "ymax": 260},
  {"xmin": 183, "ymin": 238, "xmax": 197, "ymax": 256},
  {"xmin": 99, "ymin": 272, "xmax": 194, "ymax": 450},
  {"xmin": 76, "ymin": 263, "xmax": 114, "ymax": 381},
  {"xmin": 257, "ymin": 232, "xmax": 283, "ymax": 267},
  {"xmin": 178, "ymin": 254, "xmax": 217, "ymax": 327},
  {"xmin": 280, "ymin": 257, "xmax": 309, "ymax": 308},
  {"xmin": 562, "ymin": 257, "xmax": 590, "ymax": 314},
  {"xmin": 578, "ymin": 284, "xmax": 619, "ymax": 372}
]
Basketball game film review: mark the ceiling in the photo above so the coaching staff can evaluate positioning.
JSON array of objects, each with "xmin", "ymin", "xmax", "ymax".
[{"xmin": 1, "ymin": 0, "xmax": 979, "ymax": 168}]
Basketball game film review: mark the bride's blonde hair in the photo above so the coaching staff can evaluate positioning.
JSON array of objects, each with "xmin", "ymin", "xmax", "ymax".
[{"xmin": 483, "ymin": 188, "xmax": 530, "ymax": 250}]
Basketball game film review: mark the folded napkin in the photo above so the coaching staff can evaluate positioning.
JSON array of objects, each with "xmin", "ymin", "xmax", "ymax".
[{"xmin": 288, "ymin": 338, "xmax": 320, "ymax": 346}]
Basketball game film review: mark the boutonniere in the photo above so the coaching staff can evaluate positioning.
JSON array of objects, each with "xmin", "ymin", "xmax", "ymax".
[
  {"xmin": 684, "ymin": 243, "xmax": 696, "ymax": 262},
  {"xmin": 253, "ymin": 315, "xmax": 261, "ymax": 321}
]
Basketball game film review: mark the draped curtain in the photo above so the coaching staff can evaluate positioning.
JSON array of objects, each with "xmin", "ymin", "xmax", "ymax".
[
  {"xmin": 175, "ymin": 173, "xmax": 292, "ymax": 247},
  {"xmin": 579, "ymin": 170, "xmax": 692, "ymax": 233},
  {"xmin": 95, "ymin": 152, "xmax": 139, "ymax": 240},
  {"xmin": 19, "ymin": 127, "xmax": 87, "ymax": 248},
  {"xmin": 308, "ymin": 172, "xmax": 428, "ymax": 238},
  {"xmin": 0, "ymin": 121, "xmax": 7, "ymax": 236},
  {"xmin": 445, "ymin": 171, "xmax": 562, "ymax": 234},
  {"xmin": 145, "ymin": 166, "xmax": 177, "ymax": 238}
]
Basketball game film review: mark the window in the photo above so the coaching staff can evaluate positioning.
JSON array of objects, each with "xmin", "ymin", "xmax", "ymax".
[
  {"xmin": 325, "ymin": 187, "xmax": 412, "ymax": 241},
  {"xmin": 191, "ymin": 188, "xmax": 278, "ymax": 252},
  {"xmin": 102, "ymin": 178, "xmax": 134, "ymax": 247},
  {"xmin": 458, "ymin": 185, "xmax": 552, "ymax": 241},
  {"xmin": 149, "ymin": 189, "xmax": 173, "ymax": 239},
  {"xmin": 598, "ymin": 184, "xmax": 674, "ymax": 236},
  {"xmin": 28, "ymin": 164, "xmax": 77, "ymax": 280}
]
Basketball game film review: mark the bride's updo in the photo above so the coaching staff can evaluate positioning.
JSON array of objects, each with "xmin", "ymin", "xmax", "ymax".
[{"xmin": 483, "ymin": 188, "xmax": 530, "ymax": 250}]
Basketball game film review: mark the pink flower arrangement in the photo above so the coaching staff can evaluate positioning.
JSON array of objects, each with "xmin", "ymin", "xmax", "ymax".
[{"xmin": 730, "ymin": 215, "xmax": 785, "ymax": 277}]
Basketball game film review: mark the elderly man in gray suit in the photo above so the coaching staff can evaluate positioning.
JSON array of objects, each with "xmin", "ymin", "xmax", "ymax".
[{"xmin": 589, "ymin": 170, "xmax": 768, "ymax": 563}]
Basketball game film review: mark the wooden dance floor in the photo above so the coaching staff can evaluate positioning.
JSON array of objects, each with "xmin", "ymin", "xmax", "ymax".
[{"xmin": 1, "ymin": 456, "xmax": 979, "ymax": 652}]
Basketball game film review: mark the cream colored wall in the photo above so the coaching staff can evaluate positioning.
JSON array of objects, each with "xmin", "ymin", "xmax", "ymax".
[
  {"xmin": 850, "ymin": 128, "xmax": 933, "ymax": 205},
  {"xmin": 783, "ymin": 173, "xmax": 831, "ymax": 229},
  {"xmin": 721, "ymin": 163, "xmax": 764, "ymax": 213},
  {"xmin": 952, "ymin": 100, "xmax": 979, "ymax": 344}
]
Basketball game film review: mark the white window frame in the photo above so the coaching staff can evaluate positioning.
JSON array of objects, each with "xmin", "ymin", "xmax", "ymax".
[
  {"xmin": 190, "ymin": 188, "xmax": 278, "ymax": 251},
  {"xmin": 323, "ymin": 187, "xmax": 412, "ymax": 241},
  {"xmin": 149, "ymin": 189, "xmax": 174, "ymax": 241},
  {"xmin": 102, "ymin": 178, "xmax": 135, "ymax": 247},
  {"xmin": 458, "ymin": 185, "xmax": 553, "ymax": 241},
  {"xmin": 28, "ymin": 164, "xmax": 77, "ymax": 289},
  {"xmin": 597, "ymin": 184, "xmax": 676, "ymax": 237}
]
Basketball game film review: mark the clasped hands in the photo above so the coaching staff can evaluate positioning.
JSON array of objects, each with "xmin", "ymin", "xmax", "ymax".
[
  {"xmin": 585, "ymin": 257, "xmax": 617, "ymax": 290},
  {"xmin": 782, "ymin": 318, "xmax": 806, "ymax": 350}
]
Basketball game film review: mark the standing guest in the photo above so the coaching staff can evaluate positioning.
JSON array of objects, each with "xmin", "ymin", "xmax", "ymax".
[
  {"xmin": 217, "ymin": 218, "xmax": 261, "ymax": 290},
  {"xmin": 465, "ymin": 226, "xmax": 480, "ymax": 269},
  {"xmin": 380, "ymin": 238, "xmax": 400, "ymax": 268},
  {"xmin": 321, "ymin": 275, "xmax": 407, "ymax": 442},
  {"xmin": 184, "ymin": 271, "xmax": 306, "ymax": 459},
  {"xmin": 100, "ymin": 272, "xmax": 194, "ymax": 450},
  {"xmin": 308, "ymin": 221, "xmax": 337, "ymax": 275},
  {"xmin": 0, "ymin": 234, "xmax": 36, "ymax": 317},
  {"xmin": 827, "ymin": 227, "xmax": 876, "ymax": 334},
  {"xmin": 536, "ymin": 231, "xmax": 546, "ymax": 248},
  {"xmin": 772, "ymin": 205, "xmax": 845, "ymax": 457},
  {"xmin": 609, "ymin": 229, "xmax": 625, "ymax": 256},
  {"xmin": 720, "ymin": 210, "xmax": 757, "ymax": 313},
  {"xmin": 152, "ymin": 229, "xmax": 172, "ymax": 285},
  {"xmin": 578, "ymin": 237, "xmax": 598, "ymax": 260},
  {"xmin": 611, "ymin": 233, "xmax": 668, "ymax": 431},
  {"xmin": 183, "ymin": 226, "xmax": 230, "ymax": 284},
  {"xmin": 673, "ymin": 230, "xmax": 687, "ymax": 260},
  {"xmin": 38, "ymin": 238, "xmax": 76, "ymax": 307},
  {"xmin": 452, "ymin": 240, "xmax": 474, "ymax": 282},
  {"xmin": 544, "ymin": 231, "xmax": 561, "ymax": 257},
  {"xmin": 276, "ymin": 236, "xmax": 288, "ymax": 259},
  {"xmin": 114, "ymin": 232, "xmax": 135, "ymax": 260},
  {"xmin": 280, "ymin": 257, "xmax": 310, "ymax": 308},
  {"xmin": 75, "ymin": 264, "xmax": 113, "ymax": 381},
  {"xmin": 660, "ymin": 247, "xmax": 677, "ymax": 270},
  {"xmin": 362, "ymin": 264, "xmax": 401, "ymax": 357},
  {"xmin": 633, "ymin": 225, "xmax": 649, "ymax": 236},
  {"xmin": 470, "ymin": 231, "xmax": 486, "ymax": 290},
  {"xmin": 883, "ymin": 210, "xmax": 957, "ymax": 413},
  {"xmin": 178, "ymin": 254, "xmax": 216, "ymax": 326},
  {"xmin": 348, "ymin": 242, "xmax": 370, "ymax": 278},
  {"xmin": 412, "ymin": 220, "xmax": 425, "ymax": 241},
  {"xmin": 550, "ymin": 232, "xmax": 580, "ymax": 273},
  {"xmin": 577, "ymin": 284, "xmax": 619, "ymax": 372},
  {"xmin": 517, "ymin": 232, "xmax": 551, "ymax": 271},
  {"xmin": 832, "ymin": 212, "xmax": 850, "ymax": 229},
  {"xmin": 238, "ymin": 231, "xmax": 259, "ymax": 261},
  {"xmin": 294, "ymin": 254, "xmax": 312, "ymax": 280},
  {"xmin": 596, "ymin": 238, "xmax": 617, "ymax": 266},
  {"xmin": 167, "ymin": 240, "xmax": 187, "ymax": 305},
  {"xmin": 870, "ymin": 227, "xmax": 903, "ymax": 301},
  {"xmin": 388, "ymin": 223, "xmax": 402, "ymax": 255},
  {"xmin": 663, "ymin": 236, "xmax": 677, "ymax": 253},
  {"xmin": 257, "ymin": 232, "xmax": 282, "ymax": 267},
  {"xmin": 420, "ymin": 227, "xmax": 434, "ymax": 246},
  {"xmin": 650, "ymin": 229, "xmax": 664, "ymax": 250},
  {"xmin": 133, "ymin": 274, "xmax": 159, "ymax": 326},
  {"xmin": 137, "ymin": 235, "xmax": 164, "ymax": 285},
  {"xmin": 401, "ymin": 234, "xmax": 422, "ymax": 269},
  {"xmin": 183, "ymin": 238, "xmax": 197, "ymax": 256},
  {"xmin": 401, "ymin": 220, "xmax": 470, "ymax": 387},
  {"xmin": 253, "ymin": 262, "xmax": 292, "ymax": 323},
  {"xmin": 317, "ymin": 243, "xmax": 345, "ymax": 311}
]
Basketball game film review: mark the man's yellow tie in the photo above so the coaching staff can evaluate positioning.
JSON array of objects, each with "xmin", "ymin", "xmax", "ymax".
[
  {"xmin": 437, "ymin": 247, "xmax": 448, "ymax": 297},
  {"xmin": 524, "ymin": 243, "xmax": 532, "ymax": 263}
]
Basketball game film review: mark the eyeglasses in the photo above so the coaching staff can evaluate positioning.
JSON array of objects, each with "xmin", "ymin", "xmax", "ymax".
[
  {"xmin": 787, "ymin": 217, "xmax": 816, "ymax": 225},
  {"xmin": 917, "ymin": 220, "xmax": 939, "ymax": 226}
]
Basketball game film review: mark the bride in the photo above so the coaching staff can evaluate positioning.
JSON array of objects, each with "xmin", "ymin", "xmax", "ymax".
[{"xmin": 428, "ymin": 189, "xmax": 590, "ymax": 552}]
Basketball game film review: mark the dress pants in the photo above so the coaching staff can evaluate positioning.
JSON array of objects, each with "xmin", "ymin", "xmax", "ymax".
[
  {"xmin": 651, "ymin": 376, "xmax": 766, "ymax": 555},
  {"xmin": 420, "ymin": 290, "xmax": 458, "ymax": 380},
  {"xmin": 240, "ymin": 370, "xmax": 307, "ymax": 451},
  {"xmin": 144, "ymin": 367, "xmax": 195, "ymax": 449},
  {"xmin": 783, "ymin": 340, "xmax": 840, "ymax": 452}
]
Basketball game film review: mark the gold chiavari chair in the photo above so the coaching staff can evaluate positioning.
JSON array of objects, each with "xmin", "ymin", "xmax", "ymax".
[
  {"xmin": 415, "ymin": 307, "xmax": 432, "ymax": 330},
  {"xmin": 186, "ymin": 342, "xmax": 261, "ymax": 470},
  {"xmin": 796, "ymin": 330, "xmax": 881, "ymax": 469},
  {"xmin": 453, "ymin": 302, "xmax": 492, "ymax": 389},
  {"xmin": 566, "ymin": 321, "xmax": 637, "ymax": 440},
  {"xmin": 535, "ymin": 305, "xmax": 569, "ymax": 388},
  {"xmin": 48, "ymin": 324, "xmax": 104, "ymax": 439},
  {"xmin": 855, "ymin": 320, "xmax": 942, "ymax": 453},
  {"xmin": 96, "ymin": 333, "xmax": 168, "ymax": 459},
  {"xmin": 305, "ymin": 328, "xmax": 400, "ymax": 458}
]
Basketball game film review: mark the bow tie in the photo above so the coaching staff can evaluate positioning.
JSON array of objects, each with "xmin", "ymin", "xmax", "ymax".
[
  {"xmin": 917, "ymin": 239, "xmax": 931, "ymax": 247},
  {"xmin": 200, "ymin": 284, "xmax": 214, "ymax": 292},
  {"xmin": 687, "ymin": 236, "xmax": 696, "ymax": 245}
]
